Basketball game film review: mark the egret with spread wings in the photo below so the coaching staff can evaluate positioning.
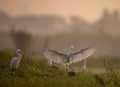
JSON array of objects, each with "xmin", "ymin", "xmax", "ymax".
[{"xmin": 44, "ymin": 46, "xmax": 96, "ymax": 70}]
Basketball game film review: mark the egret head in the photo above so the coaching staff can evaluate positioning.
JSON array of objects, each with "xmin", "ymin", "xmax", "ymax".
[
  {"xmin": 70, "ymin": 45, "xmax": 74, "ymax": 50},
  {"xmin": 16, "ymin": 49, "xmax": 21, "ymax": 54}
]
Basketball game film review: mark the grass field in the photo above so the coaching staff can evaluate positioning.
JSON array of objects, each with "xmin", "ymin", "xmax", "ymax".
[{"xmin": 0, "ymin": 49, "xmax": 120, "ymax": 87}]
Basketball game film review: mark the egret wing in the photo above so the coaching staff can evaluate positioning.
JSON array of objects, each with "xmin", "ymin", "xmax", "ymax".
[
  {"xmin": 44, "ymin": 49, "xmax": 66, "ymax": 64},
  {"xmin": 10, "ymin": 57, "xmax": 17, "ymax": 70},
  {"xmin": 71, "ymin": 47, "xmax": 96, "ymax": 63}
]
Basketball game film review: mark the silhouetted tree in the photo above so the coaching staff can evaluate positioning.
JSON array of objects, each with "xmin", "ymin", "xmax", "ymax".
[{"xmin": 10, "ymin": 28, "xmax": 32, "ymax": 53}]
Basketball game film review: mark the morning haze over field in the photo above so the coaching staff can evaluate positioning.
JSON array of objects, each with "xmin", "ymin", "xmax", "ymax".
[
  {"xmin": 0, "ymin": 0, "xmax": 120, "ymax": 22},
  {"xmin": 0, "ymin": 0, "xmax": 120, "ymax": 56},
  {"xmin": 1, "ymin": 1, "xmax": 120, "ymax": 87}
]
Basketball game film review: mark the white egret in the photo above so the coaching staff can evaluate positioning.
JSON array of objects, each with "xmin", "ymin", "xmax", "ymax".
[
  {"xmin": 80, "ymin": 59, "xmax": 87, "ymax": 72},
  {"xmin": 10, "ymin": 49, "xmax": 22, "ymax": 73},
  {"xmin": 44, "ymin": 46, "xmax": 96, "ymax": 70}
]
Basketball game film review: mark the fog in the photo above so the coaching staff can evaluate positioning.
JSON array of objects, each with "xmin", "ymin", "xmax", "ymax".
[{"xmin": 0, "ymin": 9, "xmax": 120, "ymax": 56}]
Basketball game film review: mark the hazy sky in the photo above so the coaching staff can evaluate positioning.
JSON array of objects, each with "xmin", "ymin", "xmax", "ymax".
[{"xmin": 0, "ymin": 0, "xmax": 120, "ymax": 22}]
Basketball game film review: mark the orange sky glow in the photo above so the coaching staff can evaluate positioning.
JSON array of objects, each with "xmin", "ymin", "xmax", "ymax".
[{"xmin": 0, "ymin": 0, "xmax": 120, "ymax": 22}]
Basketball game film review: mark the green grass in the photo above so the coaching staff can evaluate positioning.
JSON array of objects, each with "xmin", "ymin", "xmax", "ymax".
[{"xmin": 0, "ymin": 49, "xmax": 120, "ymax": 87}]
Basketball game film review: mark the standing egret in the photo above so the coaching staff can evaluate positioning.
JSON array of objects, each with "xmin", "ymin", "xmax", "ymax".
[
  {"xmin": 80, "ymin": 59, "xmax": 87, "ymax": 72},
  {"xmin": 10, "ymin": 49, "xmax": 22, "ymax": 73},
  {"xmin": 44, "ymin": 46, "xmax": 96, "ymax": 70}
]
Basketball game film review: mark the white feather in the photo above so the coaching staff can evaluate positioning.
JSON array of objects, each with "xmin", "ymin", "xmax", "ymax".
[
  {"xmin": 44, "ymin": 47, "xmax": 96, "ymax": 69},
  {"xmin": 71, "ymin": 47, "xmax": 96, "ymax": 63},
  {"xmin": 44, "ymin": 49, "xmax": 65, "ymax": 64},
  {"xmin": 10, "ymin": 49, "xmax": 22, "ymax": 72},
  {"xmin": 10, "ymin": 57, "xmax": 17, "ymax": 70}
]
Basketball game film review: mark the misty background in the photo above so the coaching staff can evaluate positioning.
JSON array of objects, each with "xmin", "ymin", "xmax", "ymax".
[
  {"xmin": 0, "ymin": 0, "xmax": 120, "ymax": 57},
  {"xmin": 0, "ymin": 9, "xmax": 120, "ymax": 56}
]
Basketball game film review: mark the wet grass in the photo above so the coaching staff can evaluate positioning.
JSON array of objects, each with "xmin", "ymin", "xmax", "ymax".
[{"xmin": 0, "ymin": 49, "xmax": 120, "ymax": 87}]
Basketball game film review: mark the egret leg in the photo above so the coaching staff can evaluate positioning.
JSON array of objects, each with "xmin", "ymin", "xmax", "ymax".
[
  {"xmin": 11, "ymin": 68, "xmax": 16, "ymax": 75},
  {"xmin": 66, "ymin": 64, "xmax": 68, "ymax": 71},
  {"xmin": 69, "ymin": 64, "xmax": 73, "ymax": 70},
  {"xmin": 67, "ymin": 63, "xmax": 72, "ymax": 71},
  {"xmin": 11, "ymin": 71, "xmax": 16, "ymax": 75}
]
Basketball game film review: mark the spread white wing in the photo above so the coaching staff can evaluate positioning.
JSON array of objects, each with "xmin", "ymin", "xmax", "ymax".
[
  {"xmin": 44, "ymin": 49, "xmax": 66, "ymax": 64},
  {"xmin": 71, "ymin": 47, "xmax": 96, "ymax": 63}
]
